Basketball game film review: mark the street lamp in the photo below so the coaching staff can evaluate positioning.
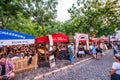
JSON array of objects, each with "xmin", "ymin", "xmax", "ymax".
[
  {"xmin": 89, "ymin": 27, "xmax": 94, "ymax": 40},
  {"xmin": 90, "ymin": 27, "xmax": 94, "ymax": 32}
]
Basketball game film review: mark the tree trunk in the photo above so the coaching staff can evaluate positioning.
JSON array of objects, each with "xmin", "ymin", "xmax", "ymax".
[
  {"xmin": 41, "ymin": 22, "xmax": 45, "ymax": 35},
  {"xmin": 1, "ymin": 17, "xmax": 8, "ymax": 29}
]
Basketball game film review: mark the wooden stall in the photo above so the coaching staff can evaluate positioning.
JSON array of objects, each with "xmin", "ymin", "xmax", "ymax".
[{"xmin": 36, "ymin": 33, "xmax": 69, "ymax": 62}]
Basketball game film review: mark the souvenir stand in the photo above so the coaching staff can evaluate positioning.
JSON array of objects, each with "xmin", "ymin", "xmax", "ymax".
[{"xmin": 0, "ymin": 29, "xmax": 37, "ymax": 73}]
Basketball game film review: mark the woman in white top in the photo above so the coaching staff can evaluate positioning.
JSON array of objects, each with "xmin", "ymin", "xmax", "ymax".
[{"xmin": 108, "ymin": 54, "xmax": 120, "ymax": 80}]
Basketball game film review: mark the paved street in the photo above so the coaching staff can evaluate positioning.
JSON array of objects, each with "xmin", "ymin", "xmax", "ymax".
[
  {"xmin": 44, "ymin": 50, "xmax": 113, "ymax": 80},
  {"xmin": 15, "ymin": 54, "xmax": 91, "ymax": 80}
]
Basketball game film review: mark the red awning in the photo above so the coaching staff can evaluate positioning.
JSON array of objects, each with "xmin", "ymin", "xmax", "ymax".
[
  {"xmin": 99, "ymin": 38, "xmax": 109, "ymax": 42},
  {"xmin": 35, "ymin": 36, "xmax": 49, "ymax": 43},
  {"xmin": 52, "ymin": 33, "xmax": 69, "ymax": 42},
  {"xmin": 35, "ymin": 33, "xmax": 69, "ymax": 43},
  {"xmin": 91, "ymin": 40, "xmax": 99, "ymax": 42},
  {"xmin": 79, "ymin": 39, "xmax": 99, "ymax": 42},
  {"xmin": 79, "ymin": 40, "xmax": 86, "ymax": 42}
]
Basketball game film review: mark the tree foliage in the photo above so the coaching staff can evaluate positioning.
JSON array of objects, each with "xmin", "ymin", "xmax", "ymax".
[
  {"xmin": 0, "ymin": 0, "xmax": 23, "ymax": 29},
  {"xmin": 20, "ymin": 0, "xmax": 58, "ymax": 35},
  {"xmin": 0, "ymin": 0, "xmax": 58, "ymax": 37},
  {"xmin": 6, "ymin": 13, "xmax": 39, "ymax": 37},
  {"xmin": 0, "ymin": 0, "xmax": 120, "ymax": 38},
  {"xmin": 68, "ymin": 0, "xmax": 120, "ymax": 37}
]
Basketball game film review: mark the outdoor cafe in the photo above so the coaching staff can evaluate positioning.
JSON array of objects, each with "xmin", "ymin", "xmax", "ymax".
[{"xmin": 0, "ymin": 29, "xmax": 37, "ymax": 73}]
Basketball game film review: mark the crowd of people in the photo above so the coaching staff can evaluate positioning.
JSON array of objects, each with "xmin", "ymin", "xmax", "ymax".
[
  {"xmin": 0, "ymin": 44, "xmax": 35, "ymax": 80},
  {"xmin": 0, "ymin": 40, "xmax": 120, "ymax": 80},
  {"xmin": 37, "ymin": 41, "xmax": 111, "ymax": 65},
  {"xmin": 0, "ymin": 45, "xmax": 35, "ymax": 60},
  {"xmin": 77, "ymin": 42, "xmax": 110, "ymax": 60}
]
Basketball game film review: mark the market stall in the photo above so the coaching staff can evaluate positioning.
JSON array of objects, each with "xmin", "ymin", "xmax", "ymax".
[
  {"xmin": 0, "ymin": 29, "xmax": 37, "ymax": 73},
  {"xmin": 74, "ymin": 33, "xmax": 89, "ymax": 57},
  {"xmin": 36, "ymin": 33, "xmax": 69, "ymax": 62}
]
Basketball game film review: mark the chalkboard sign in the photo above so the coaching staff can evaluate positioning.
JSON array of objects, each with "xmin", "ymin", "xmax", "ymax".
[{"xmin": 49, "ymin": 55, "xmax": 56, "ymax": 69}]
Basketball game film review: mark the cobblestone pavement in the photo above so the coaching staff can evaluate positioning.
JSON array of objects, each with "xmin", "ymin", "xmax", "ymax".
[
  {"xmin": 15, "ymin": 54, "xmax": 91, "ymax": 80},
  {"xmin": 44, "ymin": 50, "xmax": 113, "ymax": 80}
]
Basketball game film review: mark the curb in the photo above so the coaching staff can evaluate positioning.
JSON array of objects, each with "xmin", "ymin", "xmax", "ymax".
[{"xmin": 34, "ymin": 57, "xmax": 92, "ymax": 80}]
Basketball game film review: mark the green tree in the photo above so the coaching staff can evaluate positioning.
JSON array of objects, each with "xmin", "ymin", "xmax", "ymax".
[
  {"xmin": 20, "ymin": 0, "xmax": 58, "ymax": 35},
  {"xmin": 68, "ymin": 0, "xmax": 120, "ymax": 37},
  {"xmin": 45, "ymin": 21, "xmax": 61, "ymax": 34},
  {"xmin": 0, "ymin": 0, "xmax": 24, "ymax": 29},
  {"xmin": 6, "ymin": 13, "xmax": 39, "ymax": 37},
  {"xmin": 0, "ymin": 0, "xmax": 58, "ymax": 37}
]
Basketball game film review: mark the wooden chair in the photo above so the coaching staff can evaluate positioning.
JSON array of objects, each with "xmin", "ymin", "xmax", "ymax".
[{"xmin": 38, "ymin": 49, "xmax": 49, "ymax": 62}]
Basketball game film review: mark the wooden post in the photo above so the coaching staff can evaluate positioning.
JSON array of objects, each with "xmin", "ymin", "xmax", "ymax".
[
  {"xmin": 35, "ymin": 54, "xmax": 38, "ymax": 69},
  {"xmin": 44, "ymin": 43, "xmax": 48, "ymax": 62}
]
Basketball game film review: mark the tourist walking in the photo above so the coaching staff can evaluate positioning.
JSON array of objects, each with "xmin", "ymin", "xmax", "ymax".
[
  {"xmin": 96, "ymin": 45, "xmax": 103, "ymax": 59},
  {"xmin": 61, "ymin": 45, "xmax": 67, "ymax": 59},
  {"xmin": 91, "ymin": 44, "xmax": 97, "ymax": 59},
  {"xmin": 68, "ymin": 43, "xmax": 74, "ymax": 64},
  {"xmin": 112, "ymin": 42, "xmax": 119, "ymax": 55}
]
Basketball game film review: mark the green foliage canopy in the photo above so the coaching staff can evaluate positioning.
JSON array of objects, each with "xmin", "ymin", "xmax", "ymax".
[{"xmin": 68, "ymin": 0, "xmax": 120, "ymax": 37}]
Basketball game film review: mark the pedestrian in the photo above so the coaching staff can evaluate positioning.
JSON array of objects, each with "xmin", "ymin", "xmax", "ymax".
[
  {"xmin": 108, "ymin": 54, "xmax": 120, "ymax": 80},
  {"xmin": 61, "ymin": 45, "xmax": 67, "ymax": 59},
  {"xmin": 96, "ymin": 45, "xmax": 102, "ymax": 59},
  {"xmin": 102, "ymin": 43, "xmax": 108, "ymax": 54},
  {"xmin": 91, "ymin": 44, "xmax": 97, "ymax": 59},
  {"xmin": 68, "ymin": 43, "xmax": 74, "ymax": 64},
  {"xmin": 0, "ymin": 57, "xmax": 15, "ymax": 80},
  {"xmin": 77, "ymin": 44, "xmax": 85, "ymax": 58},
  {"xmin": 112, "ymin": 42, "xmax": 119, "ymax": 55}
]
